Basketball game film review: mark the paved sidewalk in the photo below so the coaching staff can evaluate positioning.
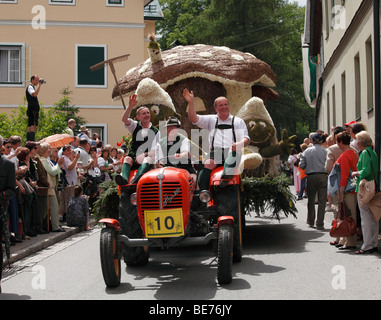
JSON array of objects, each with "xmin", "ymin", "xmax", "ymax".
[{"xmin": 2, "ymin": 216, "xmax": 97, "ymax": 266}]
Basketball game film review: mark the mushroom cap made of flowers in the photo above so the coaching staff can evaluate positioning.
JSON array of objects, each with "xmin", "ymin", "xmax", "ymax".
[
  {"xmin": 135, "ymin": 78, "xmax": 175, "ymax": 112},
  {"xmin": 113, "ymin": 44, "xmax": 277, "ymax": 101}
]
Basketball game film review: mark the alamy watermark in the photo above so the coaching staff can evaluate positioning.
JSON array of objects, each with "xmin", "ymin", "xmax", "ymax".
[
  {"xmin": 31, "ymin": 265, "xmax": 46, "ymax": 290},
  {"xmin": 31, "ymin": 5, "xmax": 46, "ymax": 30},
  {"xmin": 331, "ymin": 5, "xmax": 346, "ymax": 30},
  {"xmin": 331, "ymin": 265, "xmax": 346, "ymax": 290}
]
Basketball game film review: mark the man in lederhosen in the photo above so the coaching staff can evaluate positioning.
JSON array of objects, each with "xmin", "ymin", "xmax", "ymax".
[
  {"xmin": 26, "ymin": 75, "xmax": 45, "ymax": 142},
  {"xmin": 116, "ymin": 94, "xmax": 159, "ymax": 186},
  {"xmin": 183, "ymin": 89, "xmax": 249, "ymax": 190},
  {"xmin": 156, "ymin": 116, "xmax": 197, "ymax": 188}
]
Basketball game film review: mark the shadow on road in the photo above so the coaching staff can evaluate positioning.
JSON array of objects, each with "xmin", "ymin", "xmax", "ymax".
[{"xmin": 105, "ymin": 215, "xmax": 325, "ymax": 299}]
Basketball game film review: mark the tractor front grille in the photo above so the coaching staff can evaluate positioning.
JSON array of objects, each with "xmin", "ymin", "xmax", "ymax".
[{"xmin": 140, "ymin": 181, "xmax": 183, "ymax": 211}]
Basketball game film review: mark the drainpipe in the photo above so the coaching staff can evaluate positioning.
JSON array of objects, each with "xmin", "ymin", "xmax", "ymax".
[{"xmin": 374, "ymin": 0, "xmax": 380, "ymax": 173}]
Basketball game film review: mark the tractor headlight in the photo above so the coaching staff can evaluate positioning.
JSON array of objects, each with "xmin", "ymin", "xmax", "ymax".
[
  {"xmin": 130, "ymin": 193, "xmax": 137, "ymax": 205},
  {"xmin": 199, "ymin": 190, "xmax": 211, "ymax": 203}
]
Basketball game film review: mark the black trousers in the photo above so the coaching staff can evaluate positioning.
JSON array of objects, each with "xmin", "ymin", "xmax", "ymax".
[{"xmin": 0, "ymin": 218, "xmax": 3, "ymax": 283}]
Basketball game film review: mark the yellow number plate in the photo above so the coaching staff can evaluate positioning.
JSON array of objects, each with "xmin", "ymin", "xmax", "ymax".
[{"xmin": 144, "ymin": 208, "xmax": 184, "ymax": 238}]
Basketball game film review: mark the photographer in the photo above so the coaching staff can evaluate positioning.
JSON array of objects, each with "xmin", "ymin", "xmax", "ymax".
[{"xmin": 26, "ymin": 75, "xmax": 45, "ymax": 142}]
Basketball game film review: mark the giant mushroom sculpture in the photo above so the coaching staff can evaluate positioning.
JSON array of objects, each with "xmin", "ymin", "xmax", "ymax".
[{"xmin": 112, "ymin": 44, "xmax": 279, "ymax": 134}]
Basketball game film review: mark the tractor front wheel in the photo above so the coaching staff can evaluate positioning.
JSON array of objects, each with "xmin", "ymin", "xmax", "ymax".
[
  {"xmin": 100, "ymin": 227, "xmax": 121, "ymax": 288},
  {"xmin": 217, "ymin": 224, "xmax": 233, "ymax": 285}
]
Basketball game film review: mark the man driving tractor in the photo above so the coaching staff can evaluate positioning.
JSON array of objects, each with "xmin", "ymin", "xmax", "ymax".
[{"xmin": 183, "ymin": 89, "xmax": 250, "ymax": 189}]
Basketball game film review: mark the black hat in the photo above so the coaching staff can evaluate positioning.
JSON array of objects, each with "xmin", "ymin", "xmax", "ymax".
[{"xmin": 165, "ymin": 116, "xmax": 181, "ymax": 127}]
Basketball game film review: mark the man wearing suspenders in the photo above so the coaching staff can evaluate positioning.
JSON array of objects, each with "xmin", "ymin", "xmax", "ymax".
[
  {"xmin": 117, "ymin": 94, "xmax": 159, "ymax": 185},
  {"xmin": 183, "ymin": 89, "xmax": 249, "ymax": 190},
  {"xmin": 25, "ymin": 75, "xmax": 44, "ymax": 142}
]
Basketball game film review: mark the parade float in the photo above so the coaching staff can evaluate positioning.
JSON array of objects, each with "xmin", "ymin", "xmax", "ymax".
[{"xmin": 94, "ymin": 36, "xmax": 297, "ymax": 228}]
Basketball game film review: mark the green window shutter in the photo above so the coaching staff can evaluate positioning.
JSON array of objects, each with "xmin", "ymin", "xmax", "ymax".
[{"xmin": 77, "ymin": 46, "xmax": 105, "ymax": 86}]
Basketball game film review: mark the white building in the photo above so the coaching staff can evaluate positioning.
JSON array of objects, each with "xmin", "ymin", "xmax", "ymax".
[{"xmin": 303, "ymin": 0, "xmax": 380, "ymax": 164}]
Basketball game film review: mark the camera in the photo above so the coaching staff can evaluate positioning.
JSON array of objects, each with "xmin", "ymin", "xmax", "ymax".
[{"xmin": 39, "ymin": 78, "xmax": 46, "ymax": 84}]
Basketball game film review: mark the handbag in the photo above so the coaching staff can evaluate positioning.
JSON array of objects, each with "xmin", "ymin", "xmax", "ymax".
[
  {"xmin": 18, "ymin": 178, "xmax": 35, "ymax": 196},
  {"xmin": 358, "ymin": 178, "xmax": 375, "ymax": 207},
  {"xmin": 329, "ymin": 202, "xmax": 357, "ymax": 238},
  {"xmin": 358, "ymin": 149, "xmax": 379, "ymax": 206}
]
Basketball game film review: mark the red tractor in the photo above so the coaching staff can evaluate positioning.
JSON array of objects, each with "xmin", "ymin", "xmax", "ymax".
[{"xmin": 99, "ymin": 165, "xmax": 243, "ymax": 288}]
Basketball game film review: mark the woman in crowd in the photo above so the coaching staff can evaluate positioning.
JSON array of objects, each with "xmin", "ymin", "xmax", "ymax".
[
  {"xmin": 352, "ymin": 131, "xmax": 379, "ymax": 254},
  {"xmin": 59, "ymin": 145, "xmax": 80, "ymax": 222},
  {"xmin": 66, "ymin": 185, "xmax": 90, "ymax": 230},
  {"xmin": 16, "ymin": 147, "xmax": 36, "ymax": 238},
  {"xmin": 39, "ymin": 142, "xmax": 65, "ymax": 232},
  {"xmin": 297, "ymin": 143, "xmax": 308, "ymax": 200},
  {"xmin": 288, "ymin": 148, "xmax": 300, "ymax": 196},
  {"xmin": 98, "ymin": 148, "xmax": 116, "ymax": 181},
  {"xmin": 349, "ymin": 122, "xmax": 367, "ymax": 153},
  {"xmin": 334, "ymin": 132, "xmax": 359, "ymax": 251}
]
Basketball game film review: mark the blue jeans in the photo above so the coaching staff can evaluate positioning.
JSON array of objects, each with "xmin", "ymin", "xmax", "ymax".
[{"xmin": 298, "ymin": 177, "xmax": 306, "ymax": 198}]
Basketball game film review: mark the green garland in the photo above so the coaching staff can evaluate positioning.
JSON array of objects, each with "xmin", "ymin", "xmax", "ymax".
[
  {"xmin": 92, "ymin": 173, "xmax": 297, "ymax": 223},
  {"xmin": 240, "ymin": 173, "xmax": 297, "ymax": 220},
  {"xmin": 92, "ymin": 178, "xmax": 119, "ymax": 223}
]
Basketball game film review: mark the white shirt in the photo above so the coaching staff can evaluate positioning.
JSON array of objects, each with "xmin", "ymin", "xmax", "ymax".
[
  {"xmin": 155, "ymin": 135, "xmax": 190, "ymax": 163},
  {"xmin": 74, "ymin": 146, "xmax": 91, "ymax": 168},
  {"xmin": 62, "ymin": 155, "xmax": 78, "ymax": 186},
  {"xmin": 97, "ymin": 157, "xmax": 110, "ymax": 180},
  {"xmin": 27, "ymin": 84, "xmax": 36, "ymax": 96},
  {"xmin": 194, "ymin": 114, "xmax": 249, "ymax": 150}
]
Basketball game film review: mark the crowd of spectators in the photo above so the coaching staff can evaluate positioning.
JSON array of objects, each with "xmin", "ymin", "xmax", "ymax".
[
  {"xmin": 288, "ymin": 120, "xmax": 380, "ymax": 254},
  {"xmin": 0, "ymin": 121, "xmax": 125, "ymax": 247}
]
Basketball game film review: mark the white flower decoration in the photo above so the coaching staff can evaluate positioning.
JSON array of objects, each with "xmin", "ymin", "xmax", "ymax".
[
  {"xmin": 231, "ymin": 54, "xmax": 244, "ymax": 61},
  {"xmin": 199, "ymin": 52, "xmax": 213, "ymax": 58},
  {"xmin": 126, "ymin": 67, "xmax": 136, "ymax": 76},
  {"xmin": 151, "ymin": 105, "xmax": 160, "ymax": 115}
]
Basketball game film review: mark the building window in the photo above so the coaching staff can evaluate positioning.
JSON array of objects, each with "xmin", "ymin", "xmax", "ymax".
[
  {"xmin": 106, "ymin": 0, "xmax": 124, "ymax": 6},
  {"xmin": 86, "ymin": 123, "xmax": 108, "ymax": 144},
  {"xmin": 76, "ymin": 44, "xmax": 107, "ymax": 88},
  {"xmin": 49, "ymin": 0, "xmax": 76, "ymax": 5},
  {"xmin": 325, "ymin": 0, "xmax": 330, "ymax": 38},
  {"xmin": 0, "ymin": 0, "xmax": 18, "ymax": 3},
  {"xmin": 341, "ymin": 72, "xmax": 346, "ymax": 124},
  {"xmin": 354, "ymin": 53, "xmax": 361, "ymax": 120},
  {"xmin": 332, "ymin": 84, "xmax": 336, "ymax": 126},
  {"xmin": 365, "ymin": 37, "xmax": 374, "ymax": 112},
  {"xmin": 326, "ymin": 91, "xmax": 330, "ymax": 130},
  {"xmin": 0, "ymin": 44, "xmax": 24, "ymax": 85}
]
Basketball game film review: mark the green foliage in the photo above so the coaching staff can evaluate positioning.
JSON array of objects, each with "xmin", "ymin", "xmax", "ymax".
[
  {"xmin": 157, "ymin": 0, "xmax": 315, "ymax": 147},
  {"xmin": 0, "ymin": 87, "xmax": 86, "ymax": 142},
  {"xmin": 157, "ymin": 0, "xmax": 210, "ymax": 48},
  {"xmin": 240, "ymin": 173, "xmax": 297, "ymax": 219},
  {"xmin": 53, "ymin": 87, "xmax": 86, "ymax": 133},
  {"xmin": 92, "ymin": 178, "xmax": 119, "ymax": 223},
  {"xmin": 0, "ymin": 105, "xmax": 67, "ymax": 141}
]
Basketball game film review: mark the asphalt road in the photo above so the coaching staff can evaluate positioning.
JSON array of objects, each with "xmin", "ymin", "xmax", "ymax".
[{"xmin": 1, "ymin": 193, "xmax": 380, "ymax": 301}]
